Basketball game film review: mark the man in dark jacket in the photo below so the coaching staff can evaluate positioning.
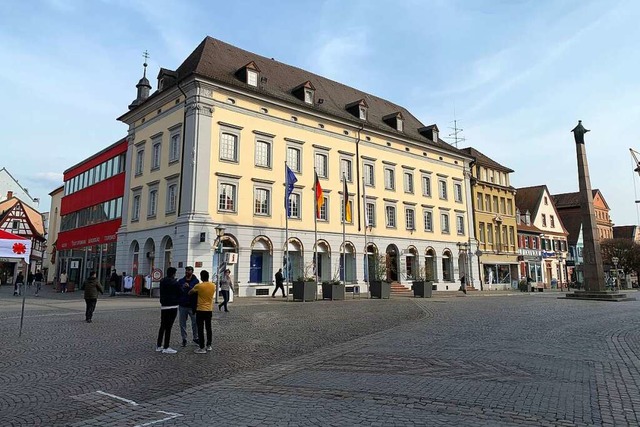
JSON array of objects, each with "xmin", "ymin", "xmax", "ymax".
[
  {"xmin": 157, "ymin": 267, "xmax": 181, "ymax": 354},
  {"xmin": 34, "ymin": 270, "xmax": 44, "ymax": 296},
  {"xmin": 177, "ymin": 266, "xmax": 199, "ymax": 347},
  {"xmin": 83, "ymin": 271, "xmax": 104, "ymax": 323},
  {"xmin": 272, "ymin": 268, "xmax": 286, "ymax": 298}
]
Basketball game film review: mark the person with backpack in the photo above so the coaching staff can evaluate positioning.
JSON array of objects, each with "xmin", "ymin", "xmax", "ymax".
[{"xmin": 83, "ymin": 271, "xmax": 104, "ymax": 323}]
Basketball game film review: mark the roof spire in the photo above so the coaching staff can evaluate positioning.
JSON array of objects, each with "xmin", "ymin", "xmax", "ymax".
[{"xmin": 128, "ymin": 50, "xmax": 152, "ymax": 110}]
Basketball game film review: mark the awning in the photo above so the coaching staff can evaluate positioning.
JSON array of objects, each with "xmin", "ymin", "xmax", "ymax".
[{"xmin": 0, "ymin": 230, "xmax": 31, "ymax": 262}]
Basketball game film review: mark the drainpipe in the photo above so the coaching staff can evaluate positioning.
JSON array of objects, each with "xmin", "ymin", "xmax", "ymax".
[
  {"xmin": 355, "ymin": 124, "xmax": 364, "ymax": 232},
  {"xmin": 177, "ymin": 82, "xmax": 188, "ymax": 217}
]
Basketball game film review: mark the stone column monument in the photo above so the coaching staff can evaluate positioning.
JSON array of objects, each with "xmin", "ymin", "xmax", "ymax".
[{"xmin": 564, "ymin": 121, "xmax": 633, "ymax": 301}]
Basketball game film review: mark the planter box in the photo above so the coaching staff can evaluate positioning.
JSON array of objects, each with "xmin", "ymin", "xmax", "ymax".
[
  {"xmin": 322, "ymin": 283, "xmax": 345, "ymax": 300},
  {"xmin": 370, "ymin": 280, "xmax": 391, "ymax": 299},
  {"xmin": 412, "ymin": 280, "xmax": 433, "ymax": 298},
  {"xmin": 292, "ymin": 281, "xmax": 316, "ymax": 302}
]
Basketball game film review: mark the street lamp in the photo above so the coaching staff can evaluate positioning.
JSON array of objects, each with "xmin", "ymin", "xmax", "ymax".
[
  {"xmin": 612, "ymin": 256, "xmax": 619, "ymax": 291},
  {"xmin": 456, "ymin": 241, "xmax": 472, "ymax": 288},
  {"xmin": 214, "ymin": 224, "xmax": 225, "ymax": 304}
]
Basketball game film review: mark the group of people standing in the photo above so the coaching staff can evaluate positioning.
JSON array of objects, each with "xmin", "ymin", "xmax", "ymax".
[
  {"xmin": 12, "ymin": 270, "xmax": 44, "ymax": 296},
  {"xmin": 156, "ymin": 266, "xmax": 232, "ymax": 355}
]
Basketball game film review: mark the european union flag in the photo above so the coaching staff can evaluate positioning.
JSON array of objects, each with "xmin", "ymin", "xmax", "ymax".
[{"xmin": 285, "ymin": 165, "xmax": 298, "ymax": 213}]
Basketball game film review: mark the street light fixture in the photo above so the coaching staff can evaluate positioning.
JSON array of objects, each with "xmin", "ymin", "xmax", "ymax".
[{"xmin": 214, "ymin": 224, "xmax": 225, "ymax": 304}]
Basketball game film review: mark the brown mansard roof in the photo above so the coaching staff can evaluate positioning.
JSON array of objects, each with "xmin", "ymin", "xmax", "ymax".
[
  {"xmin": 459, "ymin": 147, "xmax": 514, "ymax": 173},
  {"xmin": 552, "ymin": 189, "xmax": 601, "ymax": 209},
  {"xmin": 130, "ymin": 36, "xmax": 463, "ymax": 155}
]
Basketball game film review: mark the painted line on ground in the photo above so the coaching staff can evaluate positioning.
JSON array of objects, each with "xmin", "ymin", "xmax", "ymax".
[
  {"xmin": 95, "ymin": 390, "xmax": 139, "ymax": 406},
  {"xmin": 134, "ymin": 411, "xmax": 183, "ymax": 427}
]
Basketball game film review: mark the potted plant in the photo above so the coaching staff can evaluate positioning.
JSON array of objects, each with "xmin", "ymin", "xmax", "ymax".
[
  {"xmin": 292, "ymin": 262, "xmax": 317, "ymax": 302},
  {"xmin": 412, "ymin": 265, "xmax": 433, "ymax": 298},
  {"xmin": 370, "ymin": 254, "xmax": 391, "ymax": 299},
  {"xmin": 322, "ymin": 268, "xmax": 345, "ymax": 300}
]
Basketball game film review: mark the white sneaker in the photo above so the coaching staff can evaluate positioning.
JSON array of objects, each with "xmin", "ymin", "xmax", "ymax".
[
  {"xmin": 155, "ymin": 346, "xmax": 163, "ymax": 352},
  {"xmin": 194, "ymin": 348, "xmax": 207, "ymax": 354},
  {"xmin": 162, "ymin": 347, "xmax": 177, "ymax": 354},
  {"xmin": 206, "ymin": 346, "xmax": 212, "ymax": 351}
]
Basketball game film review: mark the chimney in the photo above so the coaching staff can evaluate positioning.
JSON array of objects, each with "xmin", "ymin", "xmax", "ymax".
[{"xmin": 7, "ymin": 191, "xmax": 13, "ymax": 199}]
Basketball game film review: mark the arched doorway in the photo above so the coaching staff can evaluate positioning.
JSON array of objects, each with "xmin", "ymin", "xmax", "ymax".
[
  {"xmin": 365, "ymin": 243, "xmax": 378, "ymax": 283},
  {"xmin": 442, "ymin": 249, "xmax": 453, "ymax": 282},
  {"xmin": 405, "ymin": 246, "xmax": 419, "ymax": 280},
  {"xmin": 216, "ymin": 234, "xmax": 239, "ymax": 284},
  {"xmin": 457, "ymin": 249, "xmax": 468, "ymax": 281},
  {"xmin": 130, "ymin": 240, "xmax": 140, "ymax": 276},
  {"xmin": 250, "ymin": 236, "xmax": 273, "ymax": 284},
  {"xmin": 283, "ymin": 238, "xmax": 303, "ymax": 281},
  {"xmin": 425, "ymin": 247, "xmax": 437, "ymax": 281},
  {"xmin": 161, "ymin": 237, "xmax": 173, "ymax": 271},
  {"xmin": 340, "ymin": 241, "xmax": 356, "ymax": 283},
  {"xmin": 386, "ymin": 244, "xmax": 399, "ymax": 282},
  {"xmin": 142, "ymin": 238, "xmax": 155, "ymax": 276},
  {"xmin": 315, "ymin": 240, "xmax": 331, "ymax": 283}
]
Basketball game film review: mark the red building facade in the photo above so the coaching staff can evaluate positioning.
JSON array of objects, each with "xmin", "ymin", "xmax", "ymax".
[{"xmin": 56, "ymin": 138, "xmax": 126, "ymax": 288}]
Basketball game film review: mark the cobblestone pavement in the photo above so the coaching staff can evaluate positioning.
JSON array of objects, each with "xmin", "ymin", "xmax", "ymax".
[{"xmin": 3, "ymin": 285, "xmax": 640, "ymax": 426}]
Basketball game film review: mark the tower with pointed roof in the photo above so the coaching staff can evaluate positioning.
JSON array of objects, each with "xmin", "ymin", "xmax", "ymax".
[{"xmin": 128, "ymin": 51, "xmax": 152, "ymax": 110}]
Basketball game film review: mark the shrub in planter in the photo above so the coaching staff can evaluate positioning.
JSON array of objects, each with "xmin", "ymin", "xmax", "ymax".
[
  {"xmin": 321, "ymin": 280, "xmax": 345, "ymax": 300},
  {"xmin": 369, "ymin": 254, "xmax": 390, "ymax": 299}
]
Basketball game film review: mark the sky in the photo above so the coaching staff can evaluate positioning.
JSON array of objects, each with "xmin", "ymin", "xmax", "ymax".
[{"xmin": 2, "ymin": 0, "xmax": 640, "ymax": 225}]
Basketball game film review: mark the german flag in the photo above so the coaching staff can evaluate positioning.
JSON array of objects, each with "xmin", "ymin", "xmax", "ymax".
[{"xmin": 315, "ymin": 172, "xmax": 324, "ymax": 218}]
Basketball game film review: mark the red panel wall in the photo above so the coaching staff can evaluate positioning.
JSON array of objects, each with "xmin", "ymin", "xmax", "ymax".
[
  {"xmin": 60, "ymin": 173, "xmax": 125, "ymax": 215},
  {"xmin": 64, "ymin": 140, "xmax": 127, "ymax": 180},
  {"xmin": 57, "ymin": 219, "xmax": 121, "ymax": 250}
]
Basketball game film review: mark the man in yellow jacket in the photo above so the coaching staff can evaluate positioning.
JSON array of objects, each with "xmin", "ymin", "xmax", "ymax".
[{"xmin": 188, "ymin": 270, "xmax": 216, "ymax": 354}]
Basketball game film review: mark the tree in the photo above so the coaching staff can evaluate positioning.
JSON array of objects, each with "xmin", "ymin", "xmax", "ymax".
[{"xmin": 599, "ymin": 238, "xmax": 640, "ymax": 275}]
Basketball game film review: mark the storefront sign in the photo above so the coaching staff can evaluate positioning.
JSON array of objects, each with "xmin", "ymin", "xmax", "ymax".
[{"xmin": 57, "ymin": 220, "xmax": 120, "ymax": 250}]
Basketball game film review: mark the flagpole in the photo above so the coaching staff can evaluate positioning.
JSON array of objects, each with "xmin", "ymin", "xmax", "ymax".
[
  {"xmin": 285, "ymin": 161, "xmax": 289, "ymax": 301},
  {"xmin": 314, "ymin": 168, "xmax": 318, "ymax": 293},
  {"xmin": 362, "ymin": 175, "xmax": 368, "ymax": 299},
  {"xmin": 342, "ymin": 173, "xmax": 346, "ymax": 286}
]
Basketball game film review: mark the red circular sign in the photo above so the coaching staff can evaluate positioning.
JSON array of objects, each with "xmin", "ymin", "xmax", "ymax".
[{"xmin": 151, "ymin": 268, "xmax": 163, "ymax": 281}]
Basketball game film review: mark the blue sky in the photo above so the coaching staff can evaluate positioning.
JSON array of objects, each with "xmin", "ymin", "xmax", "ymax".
[{"xmin": 2, "ymin": 0, "xmax": 639, "ymax": 225}]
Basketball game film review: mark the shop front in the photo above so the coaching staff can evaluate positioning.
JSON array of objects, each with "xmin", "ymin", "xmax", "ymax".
[{"xmin": 480, "ymin": 253, "xmax": 519, "ymax": 290}]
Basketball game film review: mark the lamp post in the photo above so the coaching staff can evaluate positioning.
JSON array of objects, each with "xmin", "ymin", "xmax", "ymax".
[
  {"xmin": 555, "ymin": 252, "xmax": 563, "ymax": 291},
  {"xmin": 612, "ymin": 256, "xmax": 619, "ymax": 291},
  {"xmin": 214, "ymin": 224, "xmax": 225, "ymax": 304},
  {"xmin": 456, "ymin": 241, "xmax": 471, "ymax": 286}
]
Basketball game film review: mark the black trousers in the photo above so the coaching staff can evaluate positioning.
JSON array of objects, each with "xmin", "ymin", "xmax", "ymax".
[
  {"xmin": 157, "ymin": 308, "xmax": 178, "ymax": 349},
  {"xmin": 218, "ymin": 290, "xmax": 230, "ymax": 311},
  {"xmin": 85, "ymin": 298, "xmax": 97, "ymax": 320},
  {"xmin": 272, "ymin": 283, "xmax": 286, "ymax": 297},
  {"xmin": 196, "ymin": 310, "xmax": 213, "ymax": 349}
]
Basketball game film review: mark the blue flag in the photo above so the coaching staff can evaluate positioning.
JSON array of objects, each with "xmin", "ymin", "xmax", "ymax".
[{"xmin": 285, "ymin": 165, "xmax": 298, "ymax": 213}]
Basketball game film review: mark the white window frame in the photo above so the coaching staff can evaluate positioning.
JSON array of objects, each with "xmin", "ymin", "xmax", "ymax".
[
  {"xmin": 135, "ymin": 149, "xmax": 144, "ymax": 175},
  {"xmin": 363, "ymin": 162, "xmax": 375, "ymax": 187},
  {"xmin": 422, "ymin": 174, "xmax": 432, "ymax": 197},
  {"xmin": 169, "ymin": 132, "xmax": 180, "ymax": 163},
  {"xmin": 148, "ymin": 188, "xmax": 158, "ymax": 218},
  {"xmin": 255, "ymin": 139, "xmax": 272, "ymax": 168},
  {"xmin": 304, "ymin": 89, "xmax": 314, "ymax": 104},
  {"xmin": 166, "ymin": 182, "xmax": 177, "ymax": 215},
  {"xmin": 254, "ymin": 187, "xmax": 271, "ymax": 216},
  {"xmin": 288, "ymin": 192, "xmax": 301, "ymax": 219},
  {"xmin": 287, "ymin": 146, "xmax": 301, "ymax": 173},
  {"xmin": 438, "ymin": 179, "xmax": 447, "ymax": 200},
  {"xmin": 441, "ymin": 212, "xmax": 450, "ymax": 233},
  {"xmin": 456, "ymin": 215, "xmax": 465, "ymax": 235},
  {"xmin": 247, "ymin": 69, "xmax": 258, "ymax": 87},
  {"xmin": 384, "ymin": 167, "xmax": 395, "ymax": 190},
  {"xmin": 385, "ymin": 205, "xmax": 397, "ymax": 228},
  {"xmin": 405, "ymin": 208, "xmax": 416, "ymax": 230},
  {"xmin": 318, "ymin": 196, "xmax": 329, "ymax": 221},
  {"xmin": 365, "ymin": 201, "xmax": 376, "ymax": 227},
  {"xmin": 404, "ymin": 171, "xmax": 414, "ymax": 194},
  {"xmin": 131, "ymin": 194, "xmax": 141, "ymax": 221},
  {"xmin": 218, "ymin": 181, "xmax": 238, "ymax": 213},
  {"xmin": 340, "ymin": 158, "xmax": 353, "ymax": 182},
  {"xmin": 151, "ymin": 141, "xmax": 161, "ymax": 170},
  {"xmin": 220, "ymin": 130, "xmax": 239, "ymax": 163},
  {"xmin": 359, "ymin": 106, "xmax": 367, "ymax": 120},
  {"xmin": 454, "ymin": 182, "xmax": 463, "ymax": 202},
  {"xmin": 423, "ymin": 210, "xmax": 433, "ymax": 232},
  {"xmin": 315, "ymin": 152, "xmax": 328, "ymax": 178}
]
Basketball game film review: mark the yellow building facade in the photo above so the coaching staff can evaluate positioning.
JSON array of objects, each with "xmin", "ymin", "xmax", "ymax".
[
  {"xmin": 115, "ymin": 37, "xmax": 477, "ymax": 295},
  {"xmin": 462, "ymin": 148, "xmax": 519, "ymax": 290}
]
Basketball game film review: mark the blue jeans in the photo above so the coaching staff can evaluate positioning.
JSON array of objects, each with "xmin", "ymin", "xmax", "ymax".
[{"xmin": 178, "ymin": 306, "xmax": 198, "ymax": 342}]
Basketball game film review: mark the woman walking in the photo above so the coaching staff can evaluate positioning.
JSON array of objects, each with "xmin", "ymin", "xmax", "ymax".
[
  {"xmin": 189, "ymin": 270, "xmax": 216, "ymax": 354},
  {"xmin": 83, "ymin": 271, "xmax": 103, "ymax": 323},
  {"xmin": 217, "ymin": 269, "xmax": 232, "ymax": 312},
  {"xmin": 156, "ymin": 267, "xmax": 181, "ymax": 354}
]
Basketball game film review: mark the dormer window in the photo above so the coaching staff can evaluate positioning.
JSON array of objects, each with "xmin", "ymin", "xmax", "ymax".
[
  {"xmin": 236, "ymin": 61, "xmax": 261, "ymax": 87},
  {"xmin": 304, "ymin": 89, "xmax": 314, "ymax": 104},
  {"xmin": 346, "ymin": 99, "xmax": 368, "ymax": 121},
  {"xmin": 418, "ymin": 124, "xmax": 439, "ymax": 142},
  {"xmin": 292, "ymin": 81, "xmax": 315, "ymax": 104},
  {"xmin": 359, "ymin": 106, "xmax": 367, "ymax": 120},
  {"xmin": 247, "ymin": 69, "xmax": 258, "ymax": 87},
  {"xmin": 383, "ymin": 112, "xmax": 404, "ymax": 132}
]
